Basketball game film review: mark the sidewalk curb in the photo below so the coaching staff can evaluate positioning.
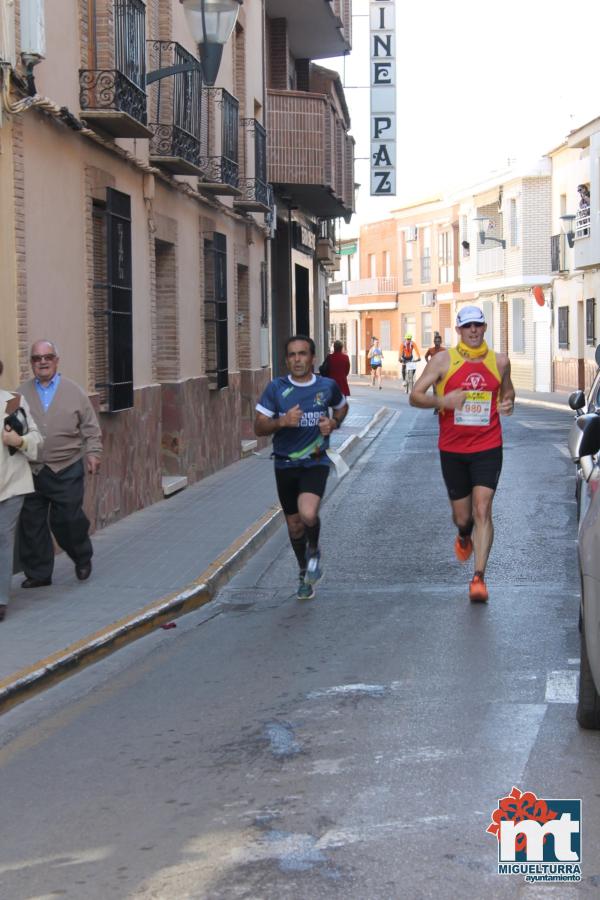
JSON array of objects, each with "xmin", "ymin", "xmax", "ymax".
[{"xmin": 0, "ymin": 407, "xmax": 388, "ymax": 716}]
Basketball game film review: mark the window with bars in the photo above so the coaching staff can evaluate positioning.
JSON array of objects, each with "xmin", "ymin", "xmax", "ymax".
[
  {"xmin": 380, "ymin": 320, "xmax": 391, "ymax": 350},
  {"xmin": 586, "ymin": 298, "xmax": 596, "ymax": 346},
  {"xmin": 204, "ymin": 232, "xmax": 228, "ymax": 389},
  {"xmin": 437, "ymin": 230, "xmax": 453, "ymax": 283},
  {"xmin": 331, "ymin": 322, "xmax": 347, "ymax": 348},
  {"xmin": 558, "ymin": 306, "xmax": 569, "ymax": 349},
  {"xmin": 421, "ymin": 311, "xmax": 432, "ymax": 348},
  {"xmin": 92, "ymin": 188, "xmax": 134, "ymax": 411}
]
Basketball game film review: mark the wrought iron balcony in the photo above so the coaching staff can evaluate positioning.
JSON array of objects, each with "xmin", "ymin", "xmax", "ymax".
[
  {"xmin": 234, "ymin": 119, "xmax": 270, "ymax": 213},
  {"xmin": 79, "ymin": 0, "xmax": 150, "ymax": 138},
  {"xmin": 267, "ymin": 89, "xmax": 354, "ymax": 222},
  {"xmin": 147, "ymin": 41, "xmax": 203, "ymax": 175},
  {"xmin": 198, "ymin": 88, "xmax": 240, "ymax": 196},
  {"xmin": 79, "ymin": 69, "xmax": 151, "ymax": 138}
]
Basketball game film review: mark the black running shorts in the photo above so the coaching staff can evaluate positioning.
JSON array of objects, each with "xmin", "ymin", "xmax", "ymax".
[
  {"xmin": 274, "ymin": 465, "xmax": 330, "ymax": 515},
  {"xmin": 439, "ymin": 446, "xmax": 503, "ymax": 501}
]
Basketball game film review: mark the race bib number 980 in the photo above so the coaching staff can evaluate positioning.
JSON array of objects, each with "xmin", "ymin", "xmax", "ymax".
[{"xmin": 454, "ymin": 391, "xmax": 492, "ymax": 426}]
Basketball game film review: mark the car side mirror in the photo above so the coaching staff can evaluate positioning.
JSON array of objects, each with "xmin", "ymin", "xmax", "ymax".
[
  {"xmin": 569, "ymin": 390, "xmax": 586, "ymax": 411},
  {"xmin": 579, "ymin": 413, "xmax": 600, "ymax": 458}
]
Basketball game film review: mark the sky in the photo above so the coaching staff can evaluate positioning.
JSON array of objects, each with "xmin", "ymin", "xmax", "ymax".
[{"xmin": 322, "ymin": 0, "xmax": 600, "ymax": 233}]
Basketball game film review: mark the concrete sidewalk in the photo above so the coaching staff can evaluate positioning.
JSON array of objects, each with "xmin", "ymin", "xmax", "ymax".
[{"xmin": 0, "ymin": 401, "xmax": 389, "ymax": 713}]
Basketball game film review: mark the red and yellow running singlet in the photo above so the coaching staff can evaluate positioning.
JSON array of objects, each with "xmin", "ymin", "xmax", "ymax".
[{"xmin": 436, "ymin": 347, "xmax": 502, "ymax": 453}]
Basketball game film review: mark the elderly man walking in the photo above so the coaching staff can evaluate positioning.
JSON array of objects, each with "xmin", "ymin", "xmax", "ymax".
[{"xmin": 18, "ymin": 340, "xmax": 103, "ymax": 587}]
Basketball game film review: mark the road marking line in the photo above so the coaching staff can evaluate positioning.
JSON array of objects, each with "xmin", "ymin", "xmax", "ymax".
[
  {"xmin": 545, "ymin": 670, "xmax": 578, "ymax": 703},
  {"xmin": 553, "ymin": 443, "xmax": 572, "ymax": 459}
]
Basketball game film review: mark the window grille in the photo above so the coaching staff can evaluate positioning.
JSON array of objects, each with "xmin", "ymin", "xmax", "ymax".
[
  {"xmin": 204, "ymin": 232, "xmax": 228, "ymax": 389},
  {"xmin": 92, "ymin": 188, "xmax": 134, "ymax": 411},
  {"xmin": 558, "ymin": 307, "xmax": 569, "ymax": 349},
  {"xmin": 586, "ymin": 297, "xmax": 596, "ymax": 346}
]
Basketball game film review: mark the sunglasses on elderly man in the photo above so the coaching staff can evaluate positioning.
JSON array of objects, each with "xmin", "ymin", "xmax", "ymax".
[
  {"xmin": 459, "ymin": 322, "xmax": 485, "ymax": 329},
  {"xmin": 31, "ymin": 354, "xmax": 57, "ymax": 363}
]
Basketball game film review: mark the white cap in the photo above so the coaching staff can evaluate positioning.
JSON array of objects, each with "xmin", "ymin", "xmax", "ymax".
[{"xmin": 456, "ymin": 305, "xmax": 485, "ymax": 327}]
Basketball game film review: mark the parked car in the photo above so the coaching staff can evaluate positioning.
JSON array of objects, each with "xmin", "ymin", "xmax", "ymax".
[
  {"xmin": 568, "ymin": 349, "xmax": 600, "ymax": 520},
  {"xmin": 572, "ymin": 413, "xmax": 600, "ymax": 728}
]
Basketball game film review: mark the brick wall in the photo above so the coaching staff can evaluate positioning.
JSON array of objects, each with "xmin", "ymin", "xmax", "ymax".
[
  {"xmin": 267, "ymin": 18, "xmax": 288, "ymax": 90},
  {"xmin": 12, "ymin": 118, "xmax": 29, "ymax": 383},
  {"xmin": 155, "ymin": 238, "xmax": 180, "ymax": 382},
  {"xmin": 236, "ymin": 264, "xmax": 250, "ymax": 368}
]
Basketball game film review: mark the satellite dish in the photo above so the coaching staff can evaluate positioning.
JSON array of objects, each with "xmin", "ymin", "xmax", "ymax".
[{"xmin": 532, "ymin": 286, "xmax": 545, "ymax": 307}]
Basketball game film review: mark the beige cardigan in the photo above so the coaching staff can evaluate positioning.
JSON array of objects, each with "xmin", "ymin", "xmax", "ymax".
[{"xmin": 0, "ymin": 390, "xmax": 43, "ymax": 502}]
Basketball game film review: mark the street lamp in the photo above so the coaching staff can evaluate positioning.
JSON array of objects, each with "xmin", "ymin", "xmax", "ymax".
[
  {"xmin": 473, "ymin": 216, "xmax": 506, "ymax": 249},
  {"xmin": 560, "ymin": 214, "xmax": 576, "ymax": 249},
  {"xmin": 181, "ymin": 0, "xmax": 242, "ymax": 86}
]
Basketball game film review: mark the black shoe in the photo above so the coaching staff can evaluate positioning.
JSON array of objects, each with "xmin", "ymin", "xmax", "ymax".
[
  {"xmin": 75, "ymin": 561, "xmax": 92, "ymax": 581},
  {"xmin": 0, "ymin": 604, "xmax": 6, "ymax": 621},
  {"xmin": 21, "ymin": 577, "xmax": 52, "ymax": 589}
]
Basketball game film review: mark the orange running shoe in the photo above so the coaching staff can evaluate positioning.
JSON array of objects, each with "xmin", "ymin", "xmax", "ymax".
[
  {"xmin": 454, "ymin": 534, "xmax": 473, "ymax": 563},
  {"xmin": 469, "ymin": 573, "xmax": 489, "ymax": 603}
]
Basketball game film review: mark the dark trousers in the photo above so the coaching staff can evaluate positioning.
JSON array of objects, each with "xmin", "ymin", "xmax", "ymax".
[{"xmin": 18, "ymin": 460, "xmax": 93, "ymax": 580}]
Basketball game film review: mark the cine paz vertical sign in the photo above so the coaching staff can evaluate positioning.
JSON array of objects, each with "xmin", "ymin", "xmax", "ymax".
[{"xmin": 370, "ymin": 0, "xmax": 396, "ymax": 196}]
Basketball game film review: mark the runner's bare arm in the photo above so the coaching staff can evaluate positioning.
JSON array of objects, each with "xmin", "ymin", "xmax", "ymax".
[
  {"xmin": 254, "ymin": 404, "xmax": 302, "ymax": 436},
  {"xmin": 497, "ymin": 357, "xmax": 516, "ymax": 415},
  {"xmin": 409, "ymin": 352, "xmax": 467, "ymax": 411}
]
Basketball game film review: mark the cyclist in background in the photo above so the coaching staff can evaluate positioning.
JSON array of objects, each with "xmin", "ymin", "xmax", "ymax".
[{"xmin": 399, "ymin": 333, "xmax": 421, "ymax": 385}]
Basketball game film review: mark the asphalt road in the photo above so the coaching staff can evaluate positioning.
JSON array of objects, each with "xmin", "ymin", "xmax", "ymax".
[{"xmin": 0, "ymin": 384, "xmax": 598, "ymax": 899}]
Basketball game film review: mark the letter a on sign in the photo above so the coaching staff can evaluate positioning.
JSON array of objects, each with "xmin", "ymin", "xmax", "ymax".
[{"xmin": 370, "ymin": 0, "xmax": 396, "ymax": 196}]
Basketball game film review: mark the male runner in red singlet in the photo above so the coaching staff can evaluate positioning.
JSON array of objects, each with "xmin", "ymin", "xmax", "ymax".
[{"xmin": 409, "ymin": 306, "xmax": 515, "ymax": 602}]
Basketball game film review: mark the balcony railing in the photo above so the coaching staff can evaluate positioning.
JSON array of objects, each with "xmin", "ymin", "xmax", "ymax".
[
  {"xmin": 347, "ymin": 277, "xmax": 400, "ymax": 296},
  {"xmin": 476, "ymin": 247, "xmax": 504, "ymax": 276},
  {"xmin": 233, "ymin": 119, "xmax": 270, "ymax": 212},
  {"xmin": 199, "ymin": 88, "xmax": 240, "ymax": 195},
  {"xmin": 420, "ymin": 255, "xmax": 431, "ymax": 283},
  {"xmin": 147, "ymin": 41, "xmax": 203, "ymax": 175},
  {"xmin": 576, "ymin": 208, "xmax": 591, "ymax": 239},
  {"xmin": 267, "ymin": 89, "xmax": 354, "ymax": 220},
  {"xmin": 79, "ymin": 0, "xmax": 150, "ymax": 138}
]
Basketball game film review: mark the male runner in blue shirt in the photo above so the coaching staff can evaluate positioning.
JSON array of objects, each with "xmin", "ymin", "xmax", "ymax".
[{"xmin": 255, "ymin": 335, "xmax": 348, "ymax": 599}]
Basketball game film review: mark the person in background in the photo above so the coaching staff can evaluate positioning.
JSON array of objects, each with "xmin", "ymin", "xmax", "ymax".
[
  {"xmin": 425, "ymin": 333, "xmax": 446, "ymax": 413},
  {"xmin": 18, "ymin": 340, "xmax": 103, "ymax": 588},
  {"xmin": 368, "ymin": 338, "xmax": 384, "ymax": 389},
  {"xmin": 425, "ymin": 332, "xmax": 445, "ymax": 362},
  {"xmin": 0, "ymin": 358, "xmax": 43, "ymax": 620},
  {"xmin": 321, "ymin": 340, "xmax": 351, "ymax": 399}
]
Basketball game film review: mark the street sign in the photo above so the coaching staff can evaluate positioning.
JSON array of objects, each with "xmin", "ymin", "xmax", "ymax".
[{"xmin": 370, "ymin": 0, "xmax": 396, "ymax": 196}]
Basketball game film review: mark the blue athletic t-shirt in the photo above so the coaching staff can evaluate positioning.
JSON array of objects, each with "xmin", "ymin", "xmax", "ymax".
[{"xmin": 256, "ymin": 374, "xmax": 347, "ymax": 468}]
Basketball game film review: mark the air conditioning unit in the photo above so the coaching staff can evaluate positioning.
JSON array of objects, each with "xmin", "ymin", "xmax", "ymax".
[
  {"xmin": 421, "ymin": 291, "xmax": 436, "ymax": 307},
  {"xmin": 405, "ymin": 227, "xmax": 418, "ymax": 242}
]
